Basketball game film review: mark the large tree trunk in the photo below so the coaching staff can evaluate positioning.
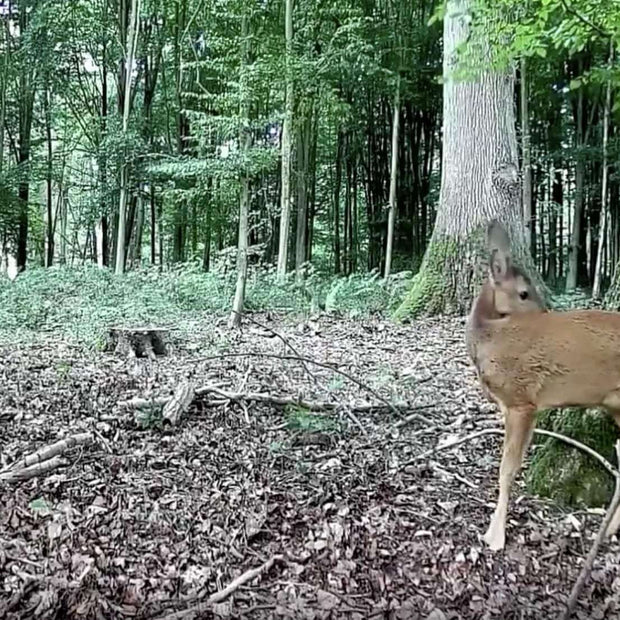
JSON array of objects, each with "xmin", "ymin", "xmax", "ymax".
[
  {"xmin": 394, "ymin": 0, "xmax": 542, "ymax": 320},
  {"xmin": 520, "ymin": 57, "xmax": 532, "ymax": 249},
  {"xmin": 276, "ymin": 0, "xmax": 293, "ymax": 278}
]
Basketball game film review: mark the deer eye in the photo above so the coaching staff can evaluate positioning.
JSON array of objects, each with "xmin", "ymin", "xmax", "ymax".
[{"xmin": 519, "ymin": 290, "xmax": 529, "ymax": 300}]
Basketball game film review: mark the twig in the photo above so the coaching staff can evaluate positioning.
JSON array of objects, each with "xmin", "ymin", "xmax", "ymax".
[
  {"xmin": 560, "ymin": 440, "xmax": 620, "ymax": 620},
  {"xmin": 234, "ymin": 311, "xmax": 321, "ymax": 389},
  {"xmin": 394, "ymin": 404, "xmax": 436, "ymax": 428},
  {"xmin": 153, "ymin": 554, "xmax": 284, "ymax": 620},
  {"xmin": 196, "ymin": 351, "xmax": 404, "ymax": 419},
  {"xmin": 558, "ymin": 0, "xmax": 610, "ymax": 39},
  {"xmin": 236, "ymin": 312, "xmax": 370, "ymax": 437},
  {"xmin": 409, "ymin": 428, "xmax": 619, "ymax": 481}
]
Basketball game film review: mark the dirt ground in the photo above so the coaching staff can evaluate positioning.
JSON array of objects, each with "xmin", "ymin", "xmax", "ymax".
[{"xmin": 0, "ymin": 313, "xmax": 619, "ymax": 620}]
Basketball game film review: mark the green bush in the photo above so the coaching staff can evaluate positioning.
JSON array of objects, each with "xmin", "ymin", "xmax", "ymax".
[{"xmin": 0, "ymin": 264, "xmax": 412, "ymax": 345}]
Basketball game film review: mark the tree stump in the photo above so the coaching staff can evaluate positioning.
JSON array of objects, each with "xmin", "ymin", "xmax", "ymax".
[{"xmin": 107, "ymin": 327, "xmax": 169, "ymax": 360}]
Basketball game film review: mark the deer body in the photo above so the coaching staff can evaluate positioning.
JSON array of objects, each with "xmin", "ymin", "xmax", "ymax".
[{"xmin": 466, "ymin": 221, "xmax": 620, "ymax": 550}]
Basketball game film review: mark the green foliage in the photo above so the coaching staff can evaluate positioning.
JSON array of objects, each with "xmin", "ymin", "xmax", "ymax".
[
  {"xmin": 286, "ymin": 406, "xmax": 339, "ymax": 434},
  {"xmin": 0, "ymin": 265, "xmax": 411, "ymax": 345}
]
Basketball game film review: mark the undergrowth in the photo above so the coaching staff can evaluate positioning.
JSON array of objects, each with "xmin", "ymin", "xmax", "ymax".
[{"xmin": 0, "ymin": 264, "xmax": 411, "ymax": 346}]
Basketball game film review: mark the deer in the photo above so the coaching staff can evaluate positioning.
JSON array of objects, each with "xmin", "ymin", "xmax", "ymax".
[{"xmin": 466, "ymin": 219, "xmax": 620, "ymax": 551}]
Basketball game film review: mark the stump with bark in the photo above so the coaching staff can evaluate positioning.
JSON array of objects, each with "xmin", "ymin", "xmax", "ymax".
[{"xmin": 107, "ymin": 326, "xmax": 169, "ymax": 360}]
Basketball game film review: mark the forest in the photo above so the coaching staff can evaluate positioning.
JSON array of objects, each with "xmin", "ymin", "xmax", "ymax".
[{"xmin": 1, "ymin": 0, "xmax": 620, "ymax": 618}]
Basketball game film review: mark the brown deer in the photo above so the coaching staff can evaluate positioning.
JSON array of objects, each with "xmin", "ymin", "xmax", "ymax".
[{"xmin": 466, "ymin": 220, "xmax": 620, "ymax": 550}]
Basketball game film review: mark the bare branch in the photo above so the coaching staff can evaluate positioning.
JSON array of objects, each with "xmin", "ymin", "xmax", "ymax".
[{"xmin": 560, "ymin": 440, "xmax": 620, "ymax": 620}]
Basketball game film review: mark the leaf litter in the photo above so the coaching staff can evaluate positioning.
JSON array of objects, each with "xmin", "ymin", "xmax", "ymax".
[{"xmin": 0, "ymin": 312, "xmax": 619, "ymax": 619}]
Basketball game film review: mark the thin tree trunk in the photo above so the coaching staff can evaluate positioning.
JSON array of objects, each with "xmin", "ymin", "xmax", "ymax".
[
  {"xmin": 295, "ymin": 105, "xmax": 311, "ymax": 280},
  {"xmin": 593, "ymin": 43, "xmax": 613, "ymax": 299},
  {"xmin": 333, "ymin": 130, "xmax": 343, "ymax": 274},
  {"xmin": 384, "ymin": 76, "xmax": 400, "ymax": 279},
  {"xmin": 44, "ymin": 81, "xmax": 54, "ymax": 267},
  {"xmin": 229, "ymin": 12, "xmax": 252, "ymax": 328},
  {"xmin": 276, "ymin": 0, "xmax": 294, "ymax": 278},
  {"xmin": 115, "ymin": 0, "xmax": 140, "ymax": 275}
]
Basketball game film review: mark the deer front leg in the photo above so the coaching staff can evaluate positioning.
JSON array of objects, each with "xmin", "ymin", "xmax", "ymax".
[{"xmin": 484, "ymin": 404, "xmax": 536, "ymax": 551}]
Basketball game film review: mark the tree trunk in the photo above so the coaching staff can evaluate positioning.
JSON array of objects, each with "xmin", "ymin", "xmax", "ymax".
[
  {"xmin": 16, "ymin": 4, "xmax": 36, "ymax": 272},
  {"xmin": 593, "ymin": 44, "xmax": 613, "ymax": 299},
  {"xmin": 333, "ymin": 130, "xmax": 343, "ymax": 274},
  {"xmin": 229, "ymin": 12, "xmax": 252, "ymax": 328},
  {"xmin": 115, "ymin": 0, "xmax": 140, "ymax": 275},
  {"xmin": 44, "ymin": 81, "xmax": 54, "ymax": 267},
  {"xmin": 276, "ymin": 0, "xmax": 294, "ymax": 278},
  {"xmin": 394, "ymin": 0, "xmax": 542, "ymax": 319},
  {"xmin": 384, "ymin": 76, "xmax": 400, "ymax": 279},
  {"xmin": 520, "ymin": 57, "xmax": 532, "ymax": 249},
  {"xmin": 295, "ymin": 104, "xmax": 311, "ymax": 280}
]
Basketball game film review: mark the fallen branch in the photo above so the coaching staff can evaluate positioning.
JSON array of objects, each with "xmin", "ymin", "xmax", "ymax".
[
  {"xmin": 162, "ymin": 381, "xmax": 195, "ymax": 426},
  {"xmin": 7, "ymin": 432, "xmax": 93, "ymax": 472},
  {"xmin": 154, "ymin": 554, "xmax": 284, "ymax": 620},
  {"xmin": 118, "ymin": 384, "xmax": 225, "ymax": 409},
  {"xmin": 0, "ymin": 456, "xmax": 67, "ymax": 483},
  {"xmin": 196, "ymin": 351, "xmax": 404, "ymax": 419},
  {"xmin": 120, "ymin": 384, "xmax": 422, "ymax": 418},
  {"xmin": 560, "ymin": 440, "xmax": 620, "ymax": 620}
]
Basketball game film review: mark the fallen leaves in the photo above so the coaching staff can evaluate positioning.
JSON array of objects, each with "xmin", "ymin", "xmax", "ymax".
[{"xmin": 0, "ymin": 314, "xmax": 618, "ymax": 618}]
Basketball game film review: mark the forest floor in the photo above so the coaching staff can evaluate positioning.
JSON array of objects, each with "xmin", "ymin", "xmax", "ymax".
[{"xmin": 0, "ymin": 312, "xmax": 619, "ymax": 620}]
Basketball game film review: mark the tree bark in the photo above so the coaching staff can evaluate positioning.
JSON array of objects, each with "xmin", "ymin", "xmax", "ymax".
[
  {"xmin": 229, "ymin": 11, "xmax": 252, "ymax": 328},
  {"xmin": 333, "ymin": 130, "xmax": 343, "ymax": 274},
  {"xmin": 394, "ymin": 0, "xmax": 542, "ymax": 319},
  {"xmin": 593, "ymin": 43, "xmax": 613, "ymax": 299},
  {"xmin": 295, "ymin": 103, "xmax": 311, "ymax": 280},
  {"xmin": 520, "ymin": 57, "xmax": 532, "ymax": 249},
  {"xmin": 115, "ymin": 0, "xmax": 140, "ymax": 275},
  {"xmin": 276, "ymin": 0, "xmax": 294, "ymax": 278},
  {"xmin": 384, "ymin": 76, "xmax": 400, "ymax": 279}
]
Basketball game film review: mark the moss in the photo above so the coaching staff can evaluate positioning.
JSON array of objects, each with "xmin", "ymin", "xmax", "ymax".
[
  {"xmin": 392, "ymin": 235, "xmax": 464, "ymax": 321},
  {"xmin": 525, "ymin": 407, "xmax": 619, "ymax": 508}
]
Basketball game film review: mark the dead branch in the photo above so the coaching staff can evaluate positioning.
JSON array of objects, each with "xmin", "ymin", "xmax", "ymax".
[
  {"xmin": 162, "ymin": 381, "xmax": 195, "ymax": 426},
  {"xmin": 7, "ymin": 432, "xmax": 93, "ymax": 472},
  {"xmin": 118, "ymin": 384, "xmax": 226, "ymax": 409},
  {"xmin": 153, "ymin": 554, "xmax": 284, "ymax": 620},
  {"xmin": 0, "ymin": 456, "xmax": 67, "ymax": 483},
  {"xmin": 120, "ymin": 383, "xmax": 421, "ymax": 423},
  {"xmin": 560, "ymin": 440, "xmax": 620, "ymax": 620},
  {"xmin": 196, "ymin": 351, "xmax": 404, "ymax": 419}
]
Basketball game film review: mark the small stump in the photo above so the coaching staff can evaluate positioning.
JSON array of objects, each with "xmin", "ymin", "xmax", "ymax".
[{"xmin": 107, "ymin": 326, "xmax": 169, "ymax": 360}]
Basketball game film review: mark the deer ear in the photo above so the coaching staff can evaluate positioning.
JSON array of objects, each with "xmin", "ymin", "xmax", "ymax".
[
  {"xmin": 489, "ymin": 248, "xmax": 510, "ymax": 282},
  {"xmin": 487, "ymin": 220, "xmax": 511, "ymax": 255}
]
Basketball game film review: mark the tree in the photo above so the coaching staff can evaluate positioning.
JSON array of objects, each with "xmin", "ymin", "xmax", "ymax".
[
  {"xmin": 115, "ymin": 0, "xmax": 141, "ymax": 275},
  {"xmin": 394, "ymin": 0, "xmax": 542, "ymax": 320},
  {"xmin": 276, "ymin": 0, "xmax": 293, "ymax": 278},
  {"xmin": 384, "ymin": 75, "xmax": 400, "ymax": 279},
  {"xmin": 229, "ymin": 8, "xmax": 252, "ymax": 329}
]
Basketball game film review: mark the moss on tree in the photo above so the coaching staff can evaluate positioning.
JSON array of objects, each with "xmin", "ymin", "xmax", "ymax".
[
  {"xmin": 525, "ymin": 408, "xmax": 619, "ymax": 508},
  {"xmin": 393, "ymin": 228, "xmax": 484, "ymax": 321}
]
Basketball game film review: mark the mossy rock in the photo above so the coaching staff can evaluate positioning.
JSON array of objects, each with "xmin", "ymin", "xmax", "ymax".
[{"xmin": 525, "ymin": 407, "xmax": 619, "ymax": 508}]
